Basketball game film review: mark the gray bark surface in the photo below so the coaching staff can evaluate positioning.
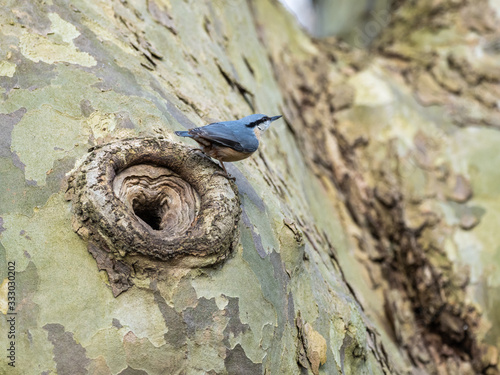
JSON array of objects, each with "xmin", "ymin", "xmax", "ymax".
[{"xmin": 0, "ymin": 0, "xmax": 499, "ymax": 374}]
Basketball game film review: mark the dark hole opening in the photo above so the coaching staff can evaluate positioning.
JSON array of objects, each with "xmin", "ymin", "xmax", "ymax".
[{"xmin": 133, "ymin": 204, "xmax": 162, "ymax": 230}]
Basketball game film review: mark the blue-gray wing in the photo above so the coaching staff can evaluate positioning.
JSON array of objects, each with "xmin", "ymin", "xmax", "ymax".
[{"xmin": 189, "ymin": 122, "xmax": 259, "ymax": 153}]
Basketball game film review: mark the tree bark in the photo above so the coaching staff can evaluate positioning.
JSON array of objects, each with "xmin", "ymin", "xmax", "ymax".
[{"xmin": 0, "ymin": 0, "xmax": 498, "ymax": 374}]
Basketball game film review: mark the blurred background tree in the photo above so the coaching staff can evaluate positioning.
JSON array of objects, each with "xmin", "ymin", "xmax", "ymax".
[{"xmin": 0, "ymin": 0, "xmax": 499, "ymax": 374}]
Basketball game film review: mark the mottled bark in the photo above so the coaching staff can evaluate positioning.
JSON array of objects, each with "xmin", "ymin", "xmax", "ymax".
[{"xmin": 0, "ymin": 0, "xmax": 499, "ymax": 374}]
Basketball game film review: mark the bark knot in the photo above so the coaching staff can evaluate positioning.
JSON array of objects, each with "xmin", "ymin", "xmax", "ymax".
[{"xmin": 66, "ymin": 137, "xmax": 241, "ymax": 296}]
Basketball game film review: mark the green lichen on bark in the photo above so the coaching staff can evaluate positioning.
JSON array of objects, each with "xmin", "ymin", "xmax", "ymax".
[{"xmin": 0, "ymin": 0, "xmax": 499, "ymax": 374}]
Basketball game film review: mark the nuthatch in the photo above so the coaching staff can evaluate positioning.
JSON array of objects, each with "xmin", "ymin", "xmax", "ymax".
[{"xmin": 175, "ymin": 114, "xmax": 282, "ymax": 177}]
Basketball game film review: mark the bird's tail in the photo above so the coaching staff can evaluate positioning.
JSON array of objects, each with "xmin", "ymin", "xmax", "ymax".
[{"xmin": 175, "ymin": 131, "xmax": 191, "ymax": 137}]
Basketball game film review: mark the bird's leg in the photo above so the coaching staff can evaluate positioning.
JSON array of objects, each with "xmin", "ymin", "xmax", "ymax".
[
  {"xmin": 219, "ymin": 161, "xmax": 229, "ymax": 175},
  {"xmin": 215, "ymin": 161, "xmax": 236, "ymax": 181}
]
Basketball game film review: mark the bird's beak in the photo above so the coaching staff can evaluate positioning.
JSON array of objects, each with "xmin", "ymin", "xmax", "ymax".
[{"xmin": 270, "ymin": 115, "xmax": 282, "ymax": 122}]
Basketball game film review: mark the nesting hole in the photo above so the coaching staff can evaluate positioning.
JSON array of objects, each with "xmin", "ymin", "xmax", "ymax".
[
  {"xmin": 132, "ymin": 198, "xmax": 164, "ymax": 230},
  {"xmin": 113, "ymin": 164, "xmax": 201, "ymax": 236}
]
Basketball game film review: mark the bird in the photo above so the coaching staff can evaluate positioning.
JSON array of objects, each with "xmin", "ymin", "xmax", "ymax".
[{"xmin": 175, "ymin": 114, "xmax": 282, "ymax": 178}]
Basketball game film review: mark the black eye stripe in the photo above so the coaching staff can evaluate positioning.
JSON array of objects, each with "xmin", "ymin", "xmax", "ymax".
[{"xmin": 245, "ymin": 117, "xmax": 269, "ymax": 127}]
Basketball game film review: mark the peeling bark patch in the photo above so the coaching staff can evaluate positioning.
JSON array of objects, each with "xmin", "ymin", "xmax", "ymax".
[
  {"xmin": 287, "ymin": 292, "xmax": 295, "ymax": 324},
  {"xmin": 80, "ymin": 99, "xmax": 95, "ymax": 117},
  {"xmin": 153, "ymin": 290, "xmax": 187, "ymax": 346},
  {"xmin": 269, "ymin": 250, "xmax": 289, "ymax": 288},
  {"xmin": 89, "ymin": 58, "xmax": 142, "ymax": 98},
  {"xmin": 0, "ymin": 50, "xmax": 58, "ymax": 94},
  {"xmin": 339, "ymin": 334, "xmax": 352, "ymax": 374},
  {"xmin": 10, "ymin": 153, "xmax": 26, "ymax": 178},
  {"xmin": 265, "ymin": 250, "xmax": 291, "ymax": 340},
  {"xmin": 241, "ymin": 209, "xmax": 266, "ymax": 258},
  {"xmin": 0, "ymin": 154, "xmax": 74, "ymax": 217},
  {"xmin": 147, "ymin": 0, "xmax": 178, "ymax": 35},
  {"xmin": 66, "ymin": 138, "xmax": 241, "ymax": 295},
  {"xmin": 296, "ymin": 316, "xmax": 327, "ymax": 375},
  {"xmin": 448, "ymin": 202, "xmax": 485, "ymax": 231},
  {"xmin": 20, "ymin": 30, "xmax": 96, "ymax": 67},
  {"xmin": 0, "ymin": 108, "xmax": 27, "ymax": 169},
  {"xmin": 183, "ymin": 297, "xmax": 218, "ymax": 337},
  {"xmin": 222, "ymin": 297, "xmax": 249, "ymax": 346},
  {"xmin": 0, "ymin": 217, "xmax": 4, "ymax": 234},
  {"xmin": 44, "ymin": 323, "xmax": 90, "ymax": 375},
  {"xmin": 87, "ymin": 242, "xmax": 133, "ymax": 296},
  {"xmin": 448, "ymin": 174, "xmax": 473, "ymax": 203},
  {"xmin": 224, "ymin": 343, "xmax": 262, "ymax": 375},
  {"xmin": 117, "ymin": 366, "xmax": 149, "ymax": 375},
  {"xmin": 11, "ymin": 0, "xmax": 52, "ymax": 34},
  {"xmin": 115, "ymin": 112, "xmax": 135, "ymax": 129},
  {"xmin": 235, "ymin": 178, "xmax": 265, "ymax": 212}
]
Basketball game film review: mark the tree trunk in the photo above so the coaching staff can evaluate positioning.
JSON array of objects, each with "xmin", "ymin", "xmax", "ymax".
[{"xmin": 0, "ymin": 0, "xmax": 498, "ymax": 374}]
